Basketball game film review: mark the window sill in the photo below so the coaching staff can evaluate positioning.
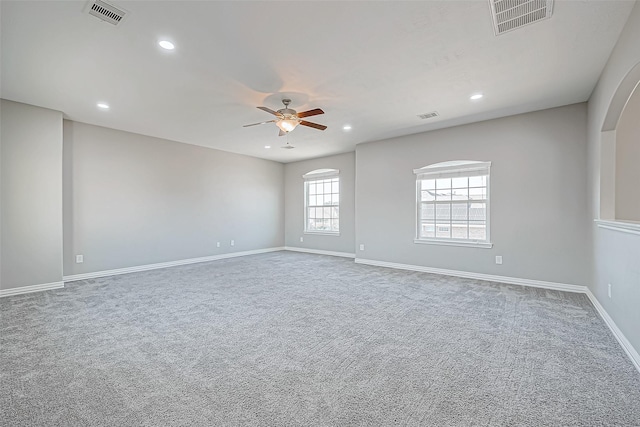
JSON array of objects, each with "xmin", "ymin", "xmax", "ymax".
[
  {"xmin": 304, "ymin": 231, "xmax": 340, "ymax": 237},
  {"xmin": 594, "ymin": 219, "xmax": 640, "ymax": 236},
  {"xmin": 414, "ymin": 239, "xmax": 493, "ymax": 249}
]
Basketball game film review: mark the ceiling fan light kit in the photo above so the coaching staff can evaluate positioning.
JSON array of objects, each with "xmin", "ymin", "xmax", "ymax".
[{"xmin": 243, "ymin": 99, "xmax": 327, "ymax": 136}]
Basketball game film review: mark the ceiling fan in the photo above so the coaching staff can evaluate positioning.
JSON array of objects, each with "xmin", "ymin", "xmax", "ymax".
[{"xmin": 243, "ymin": 99, "xmax": 327, "ymax": 136}]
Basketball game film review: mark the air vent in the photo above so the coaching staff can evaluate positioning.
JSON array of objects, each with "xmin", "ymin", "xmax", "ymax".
[
  {"xmin": 85, "ymin": 0, "xmax": 128, "ymax": 26},
  {"xmin": 489, "ymin": 0, "xmax": 553, "ymax": 35},
  {"xmin": 417, "ymin": 111, "xmax": 439, "ymax": 120}
]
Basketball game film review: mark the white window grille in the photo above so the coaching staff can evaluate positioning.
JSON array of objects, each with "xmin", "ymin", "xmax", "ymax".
[
  {"xmin": 303, "ymin": 169, "xmax": 340, "ymax": 234},
  {"xmin": 414, "ymin": 161, "xmax": 492, "ymax": 248}
]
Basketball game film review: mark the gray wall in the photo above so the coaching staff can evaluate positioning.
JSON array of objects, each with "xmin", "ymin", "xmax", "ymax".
[
  {"xmin": 1, "ymin": 99, "xmax": 63, "ymax": 290},
  {"xmin": 63, "ymin": 121, "xmax": 284, "ymax": 276},
  {"xmin": 615, "ymin": 82, "xmax": 640, "ymax": 221},
  {"xmin": 587, "ymin": 2, "xmax": 640, "ymax": 355},
  {"xmin": 355, "ymin": 104, "xmax": 590, "ymax": 286},
  {"xmin": 284, "ymin": 152, "xmax": 355, "ymax": 254}
]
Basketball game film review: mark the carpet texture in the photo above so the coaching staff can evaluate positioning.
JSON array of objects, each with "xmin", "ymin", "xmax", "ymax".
[{"xmin": 1, "ymin": 251, "xmax": 639, "ymax": 426}]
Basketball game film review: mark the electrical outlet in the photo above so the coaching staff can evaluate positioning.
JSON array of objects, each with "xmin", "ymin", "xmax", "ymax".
[
  {"xmin": 300, "ymin": 237, "xmax": 304, "ymax": 242},
  {"xmin": 495, "ymin": 256, "xmax": 503, "ymax": 265},
  {"xmin": 359, "ymin": 244, "xmax": 365, "ymax": 251},
  {"xmin": 216, "ymin": 242, "xmax": 220, "ymax": 248},
  {"xmin": 75, "ymin": 254, "xmax": 84, "ymax": 264},
  {"xmin": 230, "ymin": 240, "xmax": 235, "ymax": 247},
  {"xmin": 608, "ymin": 283, "xmax": 612, "ymax": 298}
]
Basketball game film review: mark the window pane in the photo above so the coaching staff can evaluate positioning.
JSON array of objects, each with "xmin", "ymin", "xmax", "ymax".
[
  {"xmin": 420, "ymin": 222, "xmax": 435, "ymax": 238},
  {"xmin": 452, "ymin": 177, "xmax": 468, "ymax": 188},
  {"xmin": 451, "ymin": 203, "xmax": 468, "ymax": 220},
  {"xmin": 436, "ymin": 178, "xmax": 451, "ymax": 190},
  {"xmin": 469, "ymin": 176, "xmax": 486, "ymax": 187},
  {"xmin": 421, "ymin": 190, "xmax": 435, "ymax": 202},
  {"xmin": 435, "ymin": 204, "xmax": 451, "ymax": 222},
  {"xmin": 332, "ymin": 181, "xmax": 339, "ymax": 193},
  {"xmin": 309, "ymin": 195, "xmax": 316, "ymax": 206},
  {"xmin": 469, "ymin": 222, "xmax": 486, "ymax": 240},
  {"xmin": 469, "ymin": 187, "xmax": 486, "ymax": 200},
  {"xmin": 421, "ymin": 203, "xmax": 435, "ymax": 220},
  {"xmin": 422, "ymin": 179, "xmax": 435, "ymax": 190},
  {"xmin": 451, "ymin": 221, "xmax": 468, "ymax": 239},
  {"xmin": 325, "ymin": 182, "xmax": 333, "ymax": 194},
  {"xmin": 331, "ymin": 193, "xmax": 339, "ymax": 204},
  {"xmin": 436, "ymin": 189, "xmax": 452, "ymax": 201},
  {"xmin": 452, "ymin": 188, "xmax": 468, "ymax": 201},
  {"xmin": 309, "ymin": 183, "xmax": 317, "ymax": 195},
  {"xmin": 331, "ymin": 219, "xmax": 339, "ymax": 231},
  {"xmin": 469, "ymin": 203, "xmax": 486, "ymax": 220},
  {"xmin": 436, "ymin": 224, "xmax": 451, "ymax": 238}
]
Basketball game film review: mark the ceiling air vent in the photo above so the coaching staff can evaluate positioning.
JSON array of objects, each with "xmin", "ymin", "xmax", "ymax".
[
  {"xmin": 85, "ymin": 0, "xmax": 128, "ymax": 26},
  {"xmin": 417, "ymin": 111, "xmax": 439, "ymax": 120},
  {"xmin": 489, "ymin": 0, "xmax": 554, "ymax": 36}
]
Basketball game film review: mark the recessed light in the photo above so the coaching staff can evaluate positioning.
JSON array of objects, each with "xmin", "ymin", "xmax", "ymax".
[
  {"xmin": 264, "ymin": 145, "xmax": 271, "ymax": 149},
  {"xmin": 159, "ymin": 40, "xmax": 175, "ymax": 50},
  {"xmin": 343, "ymin": 125, "xmax": 352, "ymax": 131},
  {"xmin": 470, "ymin": 94, "xmax": 483, "ymax": 100},
  {"xmin": 97, "ymin": 103, "xmax": 110, "ymax": 110}
]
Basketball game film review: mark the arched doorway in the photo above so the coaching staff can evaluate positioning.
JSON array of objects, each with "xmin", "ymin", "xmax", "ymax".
[{"xmin": 599, "ymin": 62, "xmax": 640, "ymax": 222}]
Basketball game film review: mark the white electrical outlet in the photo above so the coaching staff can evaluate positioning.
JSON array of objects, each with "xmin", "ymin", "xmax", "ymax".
[
  {"xmin": 608, "ymin": 283, "xmax": 612, "ymax": 298},
  {"xmin": 75, "ymin": 254, "xmax": 84, "ymax": 264},
  {"xmin": 495, "ymin": 256, "xmax": 503, "ymax": 265},
  {"xmin": 300, "ymin": 237, "xmax": 304, "ymax": 242},
  {"xmin": 359, "ymin": 244, "xmax": 365, "ymax": 251},
  {"xmin": 230, "ymin": 240, "xmax": 235, "ymax": 246},
  {"xmin": 216, "ymin": 242, "xmax": 220, "ymax": 248}
]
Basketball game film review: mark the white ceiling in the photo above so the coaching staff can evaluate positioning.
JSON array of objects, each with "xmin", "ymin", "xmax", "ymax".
[{"xmin": 1, "ymin": 1, "xmax": 635, "ymax": 163}]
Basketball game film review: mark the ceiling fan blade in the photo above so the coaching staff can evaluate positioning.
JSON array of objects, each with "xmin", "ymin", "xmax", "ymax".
[
  {"xmin": 257, "ymin": 106, "xmax": 282, "ymax": 117},
  {"xmin": 278, "ymin": 129, "xmax": 287, "ymax": 137},
  {"xmin": 296, "ymin": 108, "xmax": 324, "ymax": 118},
  {"xmin": 299, "ymin": 120, "xmax": 327, "ymax": 131},
  {"xmin": 243, "ymin": 120, "xmax": 276, "ymax": 127}
]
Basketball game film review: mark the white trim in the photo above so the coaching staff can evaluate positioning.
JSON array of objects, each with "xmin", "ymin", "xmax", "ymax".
[
  {"xmin": 0, "ymin": 281, "xmax": 64, "ymax": 297},
  {"xmin": 354, "ymin": 257, "xmax": 640, "ymax": 373},
  {"xmin": 304, "ymin": 231, "xmax": 340, "ymax": 236},
  {"xmin": 303, "ymin": 169, "xmax": 339, "ymax": 180},
  {"xmin": 595, "ymin": 219, "xmax": 640, "ymax": 236},
  {"xmin": 63, "ymin": 247, "xmax": 285, "ymax": 282},
  {"xmin": 354, "ymin": 258, "xmax": 586, "ymax": 293},
  {"xmin": 284, "ymin": 246, "xmax": 355, "ymax": 259},
  {"xmin": 414, "ymin": 239, "xmax": 493, "ymax": 249},
  {"xmin": 413, "ymin": 161, "xmax": 491, "ymax": 176},
  {"xmin": 586, "ymin": 290, "xmax": 640, "ymax": 372}
]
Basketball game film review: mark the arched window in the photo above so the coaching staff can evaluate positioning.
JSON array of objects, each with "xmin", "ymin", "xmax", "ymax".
[
  {"xmin": 303, "ymin": 169, "xmax": 340, "ymax": 234},
  {"xmin": 413, "ymin": 161, "xmax": 492, "ymax": 248}
]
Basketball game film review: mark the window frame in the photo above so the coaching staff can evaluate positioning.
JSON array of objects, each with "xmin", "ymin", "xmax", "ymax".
[
  {"xmin": 413, "ymin": 161, "xmax": 492, "ymax": 248},
  {"xmin": 303, "ymin": 169, "xmax": 340, "ymax": 236}
]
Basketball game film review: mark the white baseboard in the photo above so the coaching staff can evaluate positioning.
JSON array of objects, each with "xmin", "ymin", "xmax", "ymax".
[
  {"xmin": 0, "ymin": 281, "xmax": 65, "ymax": 298},
  {"xmin": 63, "ymin": 247, "xmax": 285, "ymax": 282},
  {"xmin": 354, "ymin": 257, "xmax": 640, "ymax": 373},
  {"xmin": 284, "ymin": 246, "xmax": 355, "ymax": 258},
  {"xmin": 586, "ymin": 290, "xmax": 640, "ymax": 372},
  {"xmin": 355, "ymin": 258, "xmax": 587, "ymax": 293}
]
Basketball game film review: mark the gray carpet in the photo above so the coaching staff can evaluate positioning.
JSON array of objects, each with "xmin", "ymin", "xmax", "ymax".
[{"xmin": 2, "ymin": 251, "xmax": 640, "ymax": 426}]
